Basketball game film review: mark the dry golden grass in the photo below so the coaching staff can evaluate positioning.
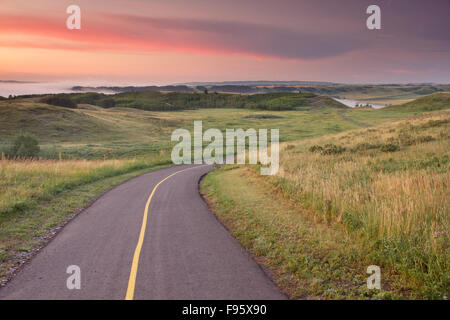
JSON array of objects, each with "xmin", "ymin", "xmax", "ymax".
[
  {"xmin": 0, "ymin": 156, "xmax": 167, "ymax": 216},
  {"xmin": 272, "ymin": 110, "xmax": 449, "ymax": 297}
]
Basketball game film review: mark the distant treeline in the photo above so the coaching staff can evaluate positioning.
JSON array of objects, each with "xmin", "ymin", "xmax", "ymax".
[
  {"xmin": 71, "ymin": 84, "xmax": 450, "ymax": 96},
  {"xmin": 72, "ymin": 84, "xmax": 303, "ymax": 94},
  {"xmin": 41, "ymin": 94, "xmax": 78, "ymax": 109},
  {"xmin": 72, "ymin": 85, "xmax": 196, "ymax": 93},
  {"xmin": 40, "ymin": 91, "xmax": 317, "ymax": 111}
]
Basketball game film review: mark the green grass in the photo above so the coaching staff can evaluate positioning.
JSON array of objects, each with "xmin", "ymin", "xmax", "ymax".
[
  {"xmin": 0, "ymin": 100, "xmax": 117, "ymax": 143},
  {"xmin": 2, "ymin": 92, "xmax": 447, "ymax": 160},
  {"xmin": 0, "ymin": 96, "xmax": 360, "ymax": 159}
]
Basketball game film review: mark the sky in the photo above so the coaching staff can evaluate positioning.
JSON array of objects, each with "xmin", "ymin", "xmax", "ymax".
[{"xmin": 0, "ymin": 0, "xmax": 449, "ymax": 85}]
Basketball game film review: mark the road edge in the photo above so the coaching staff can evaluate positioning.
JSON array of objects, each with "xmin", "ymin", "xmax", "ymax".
[{"xmin": 197, "ymin": 166, "xmax": 290, "ymax": 300}]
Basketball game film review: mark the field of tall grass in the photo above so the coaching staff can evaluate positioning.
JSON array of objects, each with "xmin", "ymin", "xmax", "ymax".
[
  {"xmin": 0, "ymin": 155, "xmax": 170, "ymax": 216},
  {"xmin": 271, "ymin": 110, "xmax": 449, "ymax": 298}
]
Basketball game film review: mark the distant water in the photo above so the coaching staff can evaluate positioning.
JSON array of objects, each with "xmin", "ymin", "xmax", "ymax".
[
  {"xmin": 0, "ymin": 82, "xmax": 77, "ymax": 97},
  {"xmin": 0, "ymin": 81, "xmax": 151, "ymax": 97},
  {"xmin": 332, "ymin": 98, "xmax": 386, "ymax": 109}
]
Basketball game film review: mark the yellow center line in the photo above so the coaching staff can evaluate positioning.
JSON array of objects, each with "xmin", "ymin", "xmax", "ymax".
[{"xmin": 125, "ymin": 164, "xmax": 209, "ymax": 300}]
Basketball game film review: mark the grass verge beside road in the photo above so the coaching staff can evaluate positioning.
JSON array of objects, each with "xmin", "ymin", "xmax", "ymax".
[
  {"xmin": 201, "ymin": 166, "xmax": 411, "ymax": 299},
  {"xmin": 201, "ymin": 109, "xmax": 449, "ymax": 299}
]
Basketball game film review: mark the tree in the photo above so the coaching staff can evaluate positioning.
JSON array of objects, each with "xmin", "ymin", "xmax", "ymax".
[
  {"xmin": 10, "ymin": 134, "xmax": 40, "ymax": 158},
  {"xmin": 41, "ymin": 94, "xmax": 77, "ymax": 108},
  {"xmin": 99, "ymin": 98, "xmax": 115, "ymax": 108}
]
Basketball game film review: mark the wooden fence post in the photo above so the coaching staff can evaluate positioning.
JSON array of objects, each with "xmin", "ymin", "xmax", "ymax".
[
  {"xmin": 1, "ymin": 152, "xmax": 4, "ymax": 161},
  {"xmin": 59, "ymin": 152, "xmax": 62, "ymax": 161}
]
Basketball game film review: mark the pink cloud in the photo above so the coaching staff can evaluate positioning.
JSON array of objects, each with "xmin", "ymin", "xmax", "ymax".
[{"xmin": 0, "ymin": 13, "xmax": 366, "ymax": 60}]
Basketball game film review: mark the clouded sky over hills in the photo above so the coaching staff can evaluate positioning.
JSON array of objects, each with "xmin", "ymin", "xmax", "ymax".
[{"xmin": 0, "ymin": 0, "xmax": 449, "ymax": 84}]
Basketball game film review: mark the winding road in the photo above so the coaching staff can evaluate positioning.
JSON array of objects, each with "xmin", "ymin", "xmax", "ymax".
[{"xmin": 0, "ymin": 164, "xmax": 285, "ymax": 300}]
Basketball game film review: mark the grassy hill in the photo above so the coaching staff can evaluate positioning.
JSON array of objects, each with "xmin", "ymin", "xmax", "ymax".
[
  {"xmin": 1, "ymin": 92, "xmax": 448, "ymax": 160},
  {"xmin": 72, "ymin": 84, "xmax": 450, "ymax": 107},
  {"xmin": 0, "ymin": 99, "xmax": 118, "ymax": 142},
  {"xmin": 384, "ymin": 92, "xmax": 450, "ymax": 112},
  {"xmin": 0, "ymin": 92, "xmax": 356, "ymax": 159},
  {"xmin": 69, "ymin": 91, "xmax": 344, "ymax": 111},
  {"xmin": 202, "ymin": 108, "xmax": 450, "ymax": 299},
  {"xmin": 345, "ymin": 92, "xmax": 450, "ymax": 126},
  {"xmin": 299, "ymin": 84, "xmax": 450, "ymax": 105}
]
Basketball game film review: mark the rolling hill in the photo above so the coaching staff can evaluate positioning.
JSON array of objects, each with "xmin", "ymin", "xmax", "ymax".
[
  {"xmin": 1, "ymin": 92, "xmax": 449, "ymax": 160},
  {"xmin": 0, "ymin": 99, "xmax": 118, "ymax": 142},
  {"xmin": 383, "ymin": 92, "xmax": 450, "ymax": 112}
]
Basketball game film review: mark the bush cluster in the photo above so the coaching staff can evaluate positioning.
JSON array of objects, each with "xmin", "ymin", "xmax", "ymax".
[
  {"xmin": 40, "ymin": 94, "xmax": 77, "ymax": 108},
  {"xmin": 309, "ymin": 143, "xmax": 346, "ymax": 155},
  {"xmin": 8, "ymin": 134, "xmax": 40, "ymax": 158}
]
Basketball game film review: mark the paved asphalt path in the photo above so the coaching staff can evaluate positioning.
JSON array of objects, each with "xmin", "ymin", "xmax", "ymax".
[{"xmin": 0, "ymin": 164, "xmax": 286, "ymax": 300}]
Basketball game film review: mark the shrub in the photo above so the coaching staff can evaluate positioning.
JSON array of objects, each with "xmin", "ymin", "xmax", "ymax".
[
  {"xmin": 309, "ymin": 145, "xmax": 323, "ymax": 153},
  {"xmin": 321, "ymin": 144, "xmax": 346, "ymax": 155},
  {"xmin": 398, "ymin": 132, "xmax": 415, "ymax": 146},
  {"xmin": 9, "ymin": 134, "xmax": 40, "ymax": 158},
  {"xmin": 70, "ymin": 92, "xmax": 102, "ymax": 105},
  {"xmin": 72, "ymin": 93, "xmax": 116, "ymax": 108},
  {"xmin": 98, "ymin": 98, "xmax": 116, "ymax": 108},
  {"xmin": 380, "ymin": 143, "xmax": 400, "ymax": 152},
  {"xmin": 243, "ymin": 114, "xmax": 284, "ymax": 119},
  {"xmin": 420, "ymin": 119, "xmax": 449, "ymax": 128},
  {"xmin": 415, "ymin": 135, "xmax": 435, "ymax": 143},
  {"xmin": 41, "ymin": 95, "xmax": 77, "ymax": 108},
  {"xmin": 309, "ymin": 144, "xmax": 346, "ymax": 155}
]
